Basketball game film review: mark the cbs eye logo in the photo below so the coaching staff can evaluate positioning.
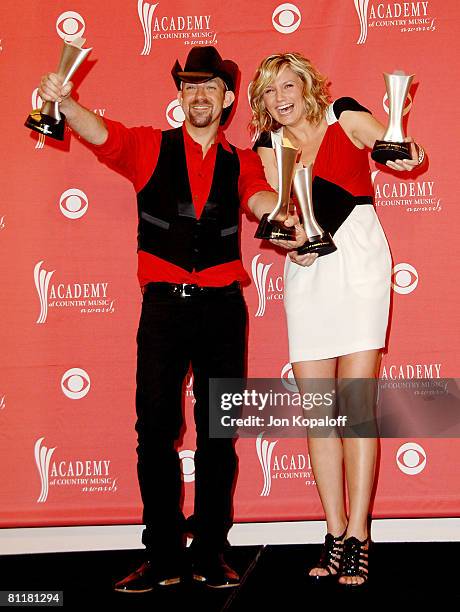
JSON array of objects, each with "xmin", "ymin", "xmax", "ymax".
[
  {"xmin": 272, "ymin": 3, "xmax": 302, "ymax": 34},
  {"xmin": 61, "ymin": 368, "xmax": 91, "ymax": 400},
  {"xmin": 56, "ymin": 11, "xmax": 86, "ymax": 41},
  {"xmin": 179, "ymin": 450, "xmax": 195, "ymax": 482},
  {"xmin": 281, "ymin": 362, "xmax": 299, "ymax": 393},
  {"xmin": 59, "ymin": 188, "xmax": 88, "ymax": 219},
  {"xmin": 396, "ymin": 442, "xmax": 426, "ymax": 475},
  {"xmin": 392, "ymin": 263, "xmax": 418, "ymax": 294},
  {"xmin": 166, "ymin": 100, "xmax": 185, "ymax": 128}
]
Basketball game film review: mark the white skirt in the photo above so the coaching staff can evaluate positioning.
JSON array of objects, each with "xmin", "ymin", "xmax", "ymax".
[{"xmin": 284, "ymin": 205, "xmax": 392, "ymax": 362}]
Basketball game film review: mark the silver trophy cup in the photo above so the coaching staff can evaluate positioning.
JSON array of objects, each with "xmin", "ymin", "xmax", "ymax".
[
  {"xmin": 371, "ymin": 70, "xmax": 414, "ymax": 164},
  {"xmin": 294, "ymin": 164, "xmax": 336, "ymax": 256},
  {"xmin": 255, "ymin": 140, "xmax": 299, "ymax": 240},
  {"xmin": 25, "ymin": 37, "xmax": 92, "ymax": 141}
]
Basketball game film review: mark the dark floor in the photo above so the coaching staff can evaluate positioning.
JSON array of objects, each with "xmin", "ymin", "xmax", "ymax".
[{"xmin": 1, "ymin": 542, "xmax": 458, "ymax": 609}]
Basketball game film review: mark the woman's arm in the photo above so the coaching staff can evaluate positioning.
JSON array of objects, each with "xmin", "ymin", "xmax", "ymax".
[
  {"xmin": 255, "ymin": 146, "xmax": 279, "ymax": 191},
  {"xmin": 338, "ymin": 110, "xmax": 421, "ymax": 172}
]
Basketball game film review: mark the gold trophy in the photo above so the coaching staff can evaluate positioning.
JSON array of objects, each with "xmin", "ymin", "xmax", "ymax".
[
  {"xmin": 294, "ymin": 164, "xmax": 336, "ymax": 256},
  {"xmin": 25, "ymin": 37, "xmax": 92, "ymax": 141},
  {"xmin": 371, "ymin": 70, "xmax": 414, "ymax": 163},
  {"xmin": 254, "ymin": 139, "xmax": 299, "ymax": 240}
]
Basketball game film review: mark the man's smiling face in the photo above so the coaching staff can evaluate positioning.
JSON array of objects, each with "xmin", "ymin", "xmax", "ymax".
[{"xmin": 178, "ymin": 78, "xmax": 234, "ymax": 128}]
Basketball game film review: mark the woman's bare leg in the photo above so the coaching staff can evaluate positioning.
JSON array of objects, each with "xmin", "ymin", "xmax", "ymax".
[
  {"xmin": 337, "ymin": 349, "xmax": 381, "ymax": 585},
  {"xmin": 292, "ymin": 358, "xmax": 347, "ymax": 577}
]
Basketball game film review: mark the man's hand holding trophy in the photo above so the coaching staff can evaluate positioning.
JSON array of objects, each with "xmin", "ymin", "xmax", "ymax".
[{"xmin": 25, "ymin": 37, "xmax": 92, "ymax": 140}]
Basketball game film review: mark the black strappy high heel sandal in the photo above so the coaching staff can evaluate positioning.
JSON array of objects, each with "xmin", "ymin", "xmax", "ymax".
[
  {"xmin": 338, "ymin": 536, "xmax": 369, "ymax": 587},
  {"xmin": 309, "ymin": 529, "xmax": 347, "ymax": 581}
]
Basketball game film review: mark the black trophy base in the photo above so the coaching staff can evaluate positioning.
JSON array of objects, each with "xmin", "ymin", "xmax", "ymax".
[
  {"xmin": 297, "ymin": 232, "xmax": 337, "ymax": 257},
  {"xmin": 371, "ymin": 140, "xmax": 411, "ymax": 164},
  {"xmin": 254, "ymin": 213, "xmax": 296, "ymax": 240},
  {"xmin": 25, "ymin": 109, "xmax": 66, "ymax": 141}
]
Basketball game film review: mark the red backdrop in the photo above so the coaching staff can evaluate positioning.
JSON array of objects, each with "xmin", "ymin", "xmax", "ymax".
[{"xmin": 1, "ymin": 0, "xmax": 459, "ymax": 527}]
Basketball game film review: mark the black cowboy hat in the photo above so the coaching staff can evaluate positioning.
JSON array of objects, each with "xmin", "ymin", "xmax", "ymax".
[{"xmin": 171, "ymin": 46, "xmax": 238, "ymax": 93}]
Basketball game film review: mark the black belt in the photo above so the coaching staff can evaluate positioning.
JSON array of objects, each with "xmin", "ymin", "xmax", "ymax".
[
  {"xmin": 143, "ymin": 281, "xmax": 241, "ymax": 298},
  {"xmin": 354, "ymin": 196, "xmax": 374, "ymax": 205},
  {"xmin": 311, "ymin": 177, "xmax": 374, "ymax": 237}
]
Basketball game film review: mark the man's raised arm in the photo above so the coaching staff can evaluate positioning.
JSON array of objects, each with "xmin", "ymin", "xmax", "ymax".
[{"xmin": 38, "ymin": 73, "xmax": 108, "ymax": 145}]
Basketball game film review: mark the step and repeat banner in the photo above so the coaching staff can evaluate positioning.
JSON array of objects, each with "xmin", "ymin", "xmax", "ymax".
[{"xmin": 1, "ymin": 1, "xmax": 459, "ymax": 528}]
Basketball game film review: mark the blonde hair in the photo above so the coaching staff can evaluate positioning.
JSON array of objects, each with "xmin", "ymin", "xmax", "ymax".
[{"xmin": 249, "ymin": 53, "xmax": 331, "ymax": 140}]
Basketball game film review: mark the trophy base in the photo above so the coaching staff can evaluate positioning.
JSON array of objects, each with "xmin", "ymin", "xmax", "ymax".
[
  {"xmin": 297, "ymin": 232, "xmax": 337, "ymax": 257},
  {"xmin": 25, "ymin": 109, "xmax": 66, "ymax": 141},
  {"xmin": 254, "ymin": 213, "xmax": 296, "ymax": 240},
  {"xmin": 371, "ymin": 140, "xmax": 411, "ymax": 164}
]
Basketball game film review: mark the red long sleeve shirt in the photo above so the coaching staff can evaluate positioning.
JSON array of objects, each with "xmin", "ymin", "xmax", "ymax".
[{"xmin": 88, "ymin": 119, "xmax": 273, "ymax": 287}]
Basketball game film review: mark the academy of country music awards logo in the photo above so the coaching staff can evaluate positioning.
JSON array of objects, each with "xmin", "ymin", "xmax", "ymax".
[
  {"xmin": 256, "ymin": 432, "xmax": 314, "ymax": 496},
  {"xmin": 34, "ymin": 261, "xmax": 115, "ymax": 324},
  {"xmin": 0, "ymin": 215, "xmax": 5, "ymax": 231},
  {"xmin": 381, "ymin": 362, "xmax": 442, "ymax": 379},
  {"xmin": 256, "ymin": 363, "xmax": 311, "ymax": 496},
  {"xmin": 373, "ymin": 170, "xmax": 442, "ymax": 215},
  {"xmin": 355, "ymin": 1, "xmax": 436, "ymax": 44},
  {"xmin": 34, "ymin": 437, "xmax": 118, "ymax": 503},
  {"xmin": 251, "ymin": 254, "xmax": 284, "ymax": 317},
  {"xmin": 137, "ymin": 0, "xmax": 216, "ymax": 55}
]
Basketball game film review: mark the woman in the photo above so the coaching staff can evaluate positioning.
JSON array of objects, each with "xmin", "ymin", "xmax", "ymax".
[{"xmin": 249, "ymin": 53, "xmax": 424, "ymax": 587}]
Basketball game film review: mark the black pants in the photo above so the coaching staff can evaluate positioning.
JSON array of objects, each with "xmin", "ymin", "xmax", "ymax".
[{"xmin": 135, "ymin": 285, "xmax": 247, "ymax": 562}]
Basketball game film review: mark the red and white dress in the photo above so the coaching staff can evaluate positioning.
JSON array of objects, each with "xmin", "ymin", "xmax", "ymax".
[{"xmin": 256, "ymin": 98, "xmax": 392, "ymax": 361}]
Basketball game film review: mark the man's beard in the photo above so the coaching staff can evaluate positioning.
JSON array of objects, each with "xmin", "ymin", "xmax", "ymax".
[
  {"xmin": 188, "ymin": 100, "xmax": 215, "ymax": 127},
  {"xmin": 189, "ymin": 109, "xmax": 214, "ymax": 127}
]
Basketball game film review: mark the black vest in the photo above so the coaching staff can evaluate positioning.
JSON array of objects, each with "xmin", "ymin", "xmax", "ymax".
[{"xmin": 137, "ymin": 128, "xmax": 241, "ymax": 272}]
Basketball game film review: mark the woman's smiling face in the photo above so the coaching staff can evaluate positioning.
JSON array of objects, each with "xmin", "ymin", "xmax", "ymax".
[{"xmin": 262, "ymin": 66, "xmax": 305, "ymax": 127}]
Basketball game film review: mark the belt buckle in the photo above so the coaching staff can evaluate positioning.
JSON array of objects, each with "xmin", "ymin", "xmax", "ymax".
[{"xmin": 180, "ymin": 283, "xmax": 195, "ymax": 298}]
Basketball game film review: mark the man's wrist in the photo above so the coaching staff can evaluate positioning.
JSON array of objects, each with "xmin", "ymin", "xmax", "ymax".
[{"xmin": 58, "ymin": 96, "xmax": 75, "ymax": 115}]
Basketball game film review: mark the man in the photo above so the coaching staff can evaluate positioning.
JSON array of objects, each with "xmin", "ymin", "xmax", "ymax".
[{"xmin": 38, "ymin": 46, "xmax": 297, "ymax": 591}]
